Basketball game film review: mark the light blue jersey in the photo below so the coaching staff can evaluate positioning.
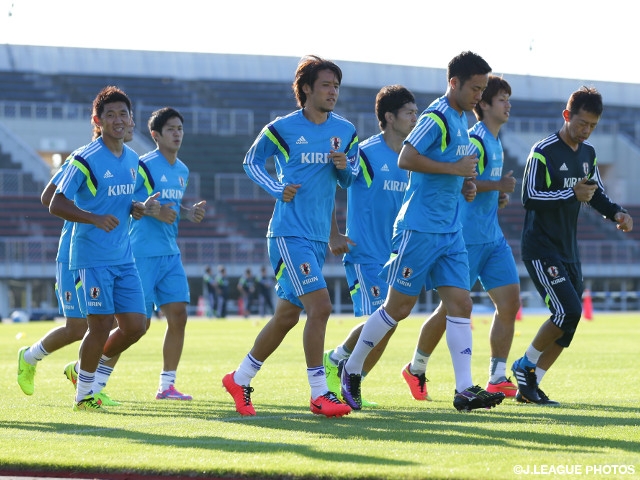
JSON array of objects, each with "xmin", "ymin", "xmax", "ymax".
[
  {"xmin": 464, "ymin": 121, "xmax": 504, "ymax": 245},
  {"xmin": 55, "ymin": 137, "xmax": 139, "ymax": 269},
  {"xmin": 130, "ymin": 149, "xmax": 189, "ymax": 257},
  {"xmin": 52, "ymin": 159, "xmax": 73, "ymax": 264},
  {"xmin": 343, "ymin": 133, "xmax": 408, "ymax": 265},
  {"xmin": 395, "ymin": 96, "xmax": 471, "ymax": 234},
  {"xmin": 51, "ymin": 157, "xmax": 81, "ymax": 318},
  {"xmin": 243, "ymin": 109, "xmax": 359, "ymax": 242}
]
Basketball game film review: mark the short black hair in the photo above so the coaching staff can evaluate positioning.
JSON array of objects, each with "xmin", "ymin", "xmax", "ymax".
[
  {"xmin": 148, "ymin": 107, "xmax": 184, "ymax": 134},
  {"xmin": 447, "ymin": 51, "xmax": 492, "ymax": 86},
  {"xmin": 292, "ymin": 55, "xmax": 342, "ymax": 108},
  {"xmin": 474, "ymin": 75, "xmax": 511, "ymax": 120},
  {"xmin": 375, "ymin": 85, "xmax": 416, "ymax": 130},
  {"xmin": 567, "ymin": 86, "xmax": 603, "ymax": 118}
]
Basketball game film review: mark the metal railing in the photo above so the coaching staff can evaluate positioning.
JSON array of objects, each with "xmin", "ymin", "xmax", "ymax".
[
  {"xmin": 0, "ymin": 237, "xmax": 637, "ymax": 277},
  {"xmin": 0, "ymin": 169, "xmax": 202, "ymax": 198},
  {"xmin": 3, "ymin": 101, "xmax": 640, "ymax": 142},
  {"xmin": 0, "ymin": 101, "xmax": 255, "ymax": 137},
  {"xmin": 214, "ymin": 173, "xmax": 272, "ymax": 200}
]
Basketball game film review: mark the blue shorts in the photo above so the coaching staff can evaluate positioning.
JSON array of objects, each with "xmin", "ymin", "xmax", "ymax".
[
  {"xmin": 268, "ymin": 236, "xmax": 327, "ymax": 309},
  {"xmin": 467, "ymin": 237, "xmax": 519, "ymax": 291},
  {"xmin": 76, "ymin": 263, "xmax": 146, "ymax": 316},
  {"xmin": 135, "ymin": 254, "xmax": 190, "ymax": 318},
  {"xmin": 344, "ymin": 262, "xmax": 387, "ymax": 316},
  {"xmin": 55, "ymin": 262, "xmax": 83, "ymax": 319},
  {"xmin": 380, "ymin": 230, "xmax": 469, "ymax": 296}
]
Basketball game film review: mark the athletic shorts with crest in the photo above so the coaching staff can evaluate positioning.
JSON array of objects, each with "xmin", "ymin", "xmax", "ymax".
[
  {"xmin": 380, "ymin": 230, "xmax": 469, "ymax": 296},
  {"xmin": 344, "ymin": 262, "xmax": 387, "ymax": 316},
  {"xmin": 268, "ymin": 236, "xmax": 327, "ymax": 309},
  {"xmin": 134, "ymin": 254, "xmax": 190, "ymax": 318},
  {"xmin": 76, "ymin": 263, "xmax": 146, "ymax": 316},
  {"xmin": 55, "ymin": 261, "xmax": 83, "ymax": 319},
  {"xmin": 467, "ymin": 237, "xmax": 519, "ymax": 291}
]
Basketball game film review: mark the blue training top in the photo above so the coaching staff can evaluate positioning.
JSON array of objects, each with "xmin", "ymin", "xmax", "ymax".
[
  {"xmin": 51, "ymin": 157, "xmax": 73, "ymax": 264},
  {"xmin": 55, "ymin": 137, "xmax": 139, "ymax": 269},
  {"xmin": 129, "ymin": 148, "xmax": 189, "ymax": 258},
  {"xmin": 395, "ymin": 95, "xmax": 471, "ymax": 234},
  {"xmin": 343, "ymin": 133, "xmax": 408, "ymax": 265},
  {"xmin": 243, "ymin": 109, "xmax": 359, "ymax": 242},
  {"xmin": 463, "ymin": 121, "xmax": 505, "ymax": 245}
]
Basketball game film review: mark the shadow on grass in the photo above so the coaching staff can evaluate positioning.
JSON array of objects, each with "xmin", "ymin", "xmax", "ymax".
[
  {"xmin": 211, "ymin": 402, "xmax": 640, "ymax": 455},
  {"xmin": 5, "ymin": 400, "xmax": 639, "ymax": 460}
]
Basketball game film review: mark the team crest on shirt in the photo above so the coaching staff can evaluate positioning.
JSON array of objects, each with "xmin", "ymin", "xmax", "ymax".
[
  {"xmin": 300, "ymin": 263, "xmax": 311, "ymax": 275},
  {"xmin": 130, "ymin": 168, "xmax": 137, "ymax": 180},
  {"xmin": 65, "ymin": 291, "xmax": 72, "ymax": 302},
  {"xmin": 90, "ymin": 287, "xmax": 101, "ymax": 299},
  {"xmin": 330, "ymin": 137, "xmax": 341, "ymax": 150},
  {"xmin": 583, "ymin": 163, "xmax": 590, "ymax": 176},
  {"xmin": 179, "ymin": 176, "xmax": 185, "ymax": 187},
  {"xmin": 402, "ymin": 267, "xmax": 413, "ymax": 279},
  {"xmin": 370, "ymin": 285, "xmax": 381, "ymax": 297},
  {"xmin": 546, "ymin": 266, "xmax": 559, "ymax": 278}
]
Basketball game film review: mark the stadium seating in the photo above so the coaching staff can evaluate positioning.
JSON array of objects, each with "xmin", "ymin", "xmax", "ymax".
[
  {"xmin": 178, "ymin": 135, "xmax": 254, "ymax": 197},
  {"xmin": 620, "ymin": 205, "xmax": 640, "ymax": 242},
  {"xmin": 0, "ymin": 72, "xmax": 58, "ymax": 102},
  {"xmin": 49, "ymin": 74, "xmax": 195, "ymax": 108},
  {"xmin": 0, "ymin": 195, "xmax": 62, "ymax": 237},
  {"xmin": 0, "ymin": 68, "xmax": 637, "ymax": 253}
]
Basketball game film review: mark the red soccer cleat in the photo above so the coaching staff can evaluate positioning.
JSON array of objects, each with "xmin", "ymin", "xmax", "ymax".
[{"xmin": 222, "ymin": 371, "xmax": 256, "ymax": 416}]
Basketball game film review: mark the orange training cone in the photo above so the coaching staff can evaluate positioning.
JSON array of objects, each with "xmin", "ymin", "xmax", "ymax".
[
  {"xmin": 582, "ymin": 289, "xmax": 593, "ymax": 321},
  {"xmin": 196, "ymin": 296, "xmax": 206, "ymax": 317}
]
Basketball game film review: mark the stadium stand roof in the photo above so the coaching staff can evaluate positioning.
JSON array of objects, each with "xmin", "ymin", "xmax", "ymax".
[{"xmin": 2, "ymin": 45, "xmax": 640, "ymax": 107}]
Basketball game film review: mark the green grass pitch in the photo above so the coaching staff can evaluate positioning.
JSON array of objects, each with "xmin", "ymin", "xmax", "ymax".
[{"xmin": 1, "ymin": 311, "xmax": 639, "ymax": 479}]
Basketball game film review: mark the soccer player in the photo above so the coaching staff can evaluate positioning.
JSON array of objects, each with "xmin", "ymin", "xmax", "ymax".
[
  {"xmin": 401, "ymin": 75, "xmax": 521, "ymax": 402},
  {"xmin": 129, "ymin": 107, "xmax": 206, "ymax": 401},
  {"xmin": 16, "ymin": 116, "xmax": 136, "ymax": 406},
  {"xmin": 214, "ymin": 265, "xmax": 229, "ymax": 318},
  {"xmin": 222, "ymin": 55, "xmax": 359, "ymax": 418},
  {"xmin": 511, "ymin": 86, "xmax": 633, "ymax": 405},
  {"xmin": 236, "ymin": 268, "xmax": 256, "ymax": 318},
  {"xmin": 340, "ymin": 51, "xmax": 506, "ymax": 412},
  {"xmin": 203, "ymin": 266, "xmax": 217, "ymax": 318},
  {"xmin": 256, "ymin": 265, "xmax": 275, "ymax": 317},
  {"xmin": 49, "ymin": 86, "xmax": 159, "ymax": 411},
  {"xmin": 323, "ymin": 85, "xmax": 418, "ymax": 405}
]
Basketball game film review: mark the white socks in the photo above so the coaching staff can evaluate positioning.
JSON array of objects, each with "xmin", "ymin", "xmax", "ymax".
[
  {"xmin": 159, "ymin": 370, "xmax": 177, "ymax": 392},
  {"xmin": 76, "ymin": 368, "xmax": 95, "ymax": 402},
  {"xmin": 409, "ymin": 349, "xmax": 431, "ymax": 376},
  {"xmin": 345, "ymin": 307, "xmax": 398, "ymax": 375},
  {"xmin": 234, "ymin": 353, "xmax": 263, "ymax": 386},
  {"xmin": 308, "ymin": 366, "xmax": 328, "ymax": 399},
  {"xmin": 489, "ymin": 357, "xmax": 507, "ymax": 383},
  {"xmin": 524, "ymin": 344, "xmax": 543, "ymax": 366},
  {"xmin": 445, "ymin": 316, "xmax": 473, "ymax": 392},
  {"xmin": 24, "ymin": 341, "xmax": 48, "ymax": 365}
]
